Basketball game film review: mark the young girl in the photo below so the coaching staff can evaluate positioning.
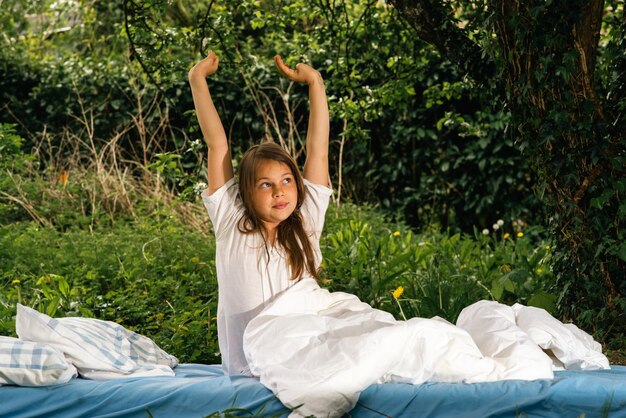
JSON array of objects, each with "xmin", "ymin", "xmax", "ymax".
[
  {"xmin": 188, "ymin": 51, "xmax": 332, "ymax": 376},
  {"xmin": 190, "ymin": 52, "xmax": 609, "ymax": 418}
]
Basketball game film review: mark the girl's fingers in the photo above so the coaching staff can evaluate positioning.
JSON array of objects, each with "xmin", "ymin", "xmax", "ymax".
[
  {"xmin": 206, "ymin": 52, "xmax": 218, "ymax": 69},
  {"xmin": 276, "ymin": 55, "xmax": 299, "ymax": 77},
  {"xmin": 189, "ymin": 50, "xmax": 220, "ymax": 79},
  {"xmin": 274, "ymin": 55, "xmax": 286, "ymax": 68},
  {"xmin": 205, "ymin": 51, "xmax": 218, "ymax": 65},
  {"xmin": 274, "ymin": 55, "xmax": 317, "ymax": 84},
  {"xmin": 274, "ymin": 55, "xmax": 291, "ymax": 77}
]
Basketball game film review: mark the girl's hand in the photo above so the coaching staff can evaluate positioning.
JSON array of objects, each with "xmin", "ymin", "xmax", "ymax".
[
  {"xmin": 189, "ymin": 51, "xmax": 220, "ymax": 81},
  {"xmin": 274, "ymin": 55, "xmax": 323, "ymax": 86}
]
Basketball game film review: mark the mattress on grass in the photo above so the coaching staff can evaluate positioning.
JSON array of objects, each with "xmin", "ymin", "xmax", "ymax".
[{"xmin": 0, "ymin": 364, "xmax": 624, "ymax": 418}]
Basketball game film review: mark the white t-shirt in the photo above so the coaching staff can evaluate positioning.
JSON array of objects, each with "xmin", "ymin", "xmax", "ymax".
[{"xmin": 202, "ymin": 177, "xmax": 333, "ymax": 375}]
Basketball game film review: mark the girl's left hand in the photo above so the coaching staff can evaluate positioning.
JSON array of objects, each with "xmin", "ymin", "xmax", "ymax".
[
  {"xmin": 189, "ymin": 50, "xmax": 220, "ymax": 81},
  {"xmin": 274, "ymin": 55, "xmax": 323, "ymax": 86}
]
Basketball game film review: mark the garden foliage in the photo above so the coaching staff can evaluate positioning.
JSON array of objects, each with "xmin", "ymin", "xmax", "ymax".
[
  {"xmin": 1, "ymin": 0, "xmax": 624, "ymax": 359},
  {"xmin": 0, "ymin": 126, "xmax": 561, "ymax": 362},
  {"xmin": 390, "ymin": 0, "xmax": 626, "ymax": 340},
  {"xmin": 1, "ymin": 0, "xmax": 541, "ymax": 229}
]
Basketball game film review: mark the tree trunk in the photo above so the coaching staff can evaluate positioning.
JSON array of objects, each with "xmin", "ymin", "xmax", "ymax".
[{"xmin": 389, "ymin": 0, "xmax": 626, "ymax": 338}]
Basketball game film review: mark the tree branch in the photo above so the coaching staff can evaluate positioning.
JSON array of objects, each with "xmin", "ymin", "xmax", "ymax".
[{"xmin": 388, "ymin": 0, "xmax": 495, "ymax": 84}]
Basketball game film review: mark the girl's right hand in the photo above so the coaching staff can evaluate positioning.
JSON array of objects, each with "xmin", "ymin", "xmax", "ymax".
[
  {"xmin": 188, "ymin": 51, "xmax": 220, "ymax": 81},
  {"xmin": 274, "ymin": 55, "xmax": 323, "ymax": 86}
]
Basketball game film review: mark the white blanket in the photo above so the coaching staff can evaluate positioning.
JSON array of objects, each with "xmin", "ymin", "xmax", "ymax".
[{"xmin": 243, "ymin": 278, "xmax": 609, "ymax": 418}]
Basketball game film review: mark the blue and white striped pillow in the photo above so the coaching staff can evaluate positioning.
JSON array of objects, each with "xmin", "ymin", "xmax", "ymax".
[
  {"xmin": 16, "ymin": 304, "xmax": 178, "ymax": 379},
  {"xmin": 0, "ymin": 336, "xmax": 76, "ymax": 386}
]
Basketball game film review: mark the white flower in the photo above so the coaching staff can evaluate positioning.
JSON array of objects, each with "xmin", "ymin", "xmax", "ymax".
[
  {"xmin": 482, "ymin": 228, "xmax": 490, "ymax": 235},
  {"xmin": 193, "ymin": 182, "xmax": 208, "ymax": 195},
  {"xmin": 497, "ymin": 219, "xmax": 504, "ymax": 226},
  {"xmin": 492, "ymin": 223, "xmax": 500, "ymax": 230},
  {"xmin": 189, "ymin": 139, "xmax": 203, "ymax": 153}
]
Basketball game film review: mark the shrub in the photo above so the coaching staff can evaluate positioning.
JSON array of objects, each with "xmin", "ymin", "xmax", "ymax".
[
  {"xmin": 321, "ymin": 204, "xmax": 556, "ymax": 324},
  {"xmin": 0, "ymin": 218, "xmax": 220, "ymax": 363}
]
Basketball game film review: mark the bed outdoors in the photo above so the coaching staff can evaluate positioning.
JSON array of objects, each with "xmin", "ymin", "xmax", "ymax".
[{"xmin": 1, "ymin": 363, "xmax": 626, "ymax": 418}]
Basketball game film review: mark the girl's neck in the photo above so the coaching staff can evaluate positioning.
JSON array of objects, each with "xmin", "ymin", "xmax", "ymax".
[{"xmin": 262, "ymin": 225, "xmax": 277, "ymax": 246}]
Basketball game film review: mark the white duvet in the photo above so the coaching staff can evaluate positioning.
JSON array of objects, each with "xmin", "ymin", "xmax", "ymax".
[{"xmin": 243, "ymin": 278, "xmax": 609, "ymax": 418}]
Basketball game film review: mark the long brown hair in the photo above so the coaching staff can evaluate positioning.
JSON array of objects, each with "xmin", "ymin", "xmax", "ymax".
[{"xmin": 238, "ymin": 142, "xmax": 320, "ymax": 281}]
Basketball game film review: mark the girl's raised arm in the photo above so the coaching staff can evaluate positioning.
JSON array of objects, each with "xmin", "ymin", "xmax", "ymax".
[
  {"xmin": 188, "ymin": 51, "xmax": 233, "ymax": 194},
  {"xmin": 274, "ymin": 55, "xmax": 329, "ymax": 187}
]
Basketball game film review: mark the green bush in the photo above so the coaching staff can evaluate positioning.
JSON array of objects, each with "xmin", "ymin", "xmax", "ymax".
[
  {"xmin": 0, "ymin": 219, "xmax": 220, "ymax": 363},
  {"xmin": 0, "ymin": 0, "xmax": 541, "ymax": 231},
  {"xmin": 0, "ymin": 123, "xmax": 41, "ymax": 224},
  {"xmin": 322, "ymin": 204, "xmax": 556, "ymax": 323}
]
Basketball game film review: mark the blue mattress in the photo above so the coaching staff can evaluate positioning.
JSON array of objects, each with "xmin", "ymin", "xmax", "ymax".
[{"xmin": 1, "ymin": 364, "xmax": 625, "ymax": 418}]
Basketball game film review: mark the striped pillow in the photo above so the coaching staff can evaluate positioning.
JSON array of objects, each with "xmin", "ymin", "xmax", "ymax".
[
  {"xmin": 0, "ymin": 336, "xmax": 76, "ymax": 386},
  {"xmin": 16, "ymin": 304, "xmax": 178, "ymax": 379}
]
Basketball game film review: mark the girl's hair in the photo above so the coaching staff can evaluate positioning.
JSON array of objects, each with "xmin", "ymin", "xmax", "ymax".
[{"xmin": 238, "ymin": 142, "xmax": 320, "ymax": 281}]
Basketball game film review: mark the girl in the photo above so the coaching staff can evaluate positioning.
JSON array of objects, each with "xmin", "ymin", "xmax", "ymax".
[
  {"xmin": 188, "ymin": 51, "xmax": 332, "ymax": 376},
  {"xmin": 190, "ymin": 52, "xmax": 608, "ymax": 418}
]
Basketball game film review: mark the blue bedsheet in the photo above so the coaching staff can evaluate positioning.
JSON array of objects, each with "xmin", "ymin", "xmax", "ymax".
[{"xmin": 1, "ymin": 364, "xmax": 625, "ymax": 418}]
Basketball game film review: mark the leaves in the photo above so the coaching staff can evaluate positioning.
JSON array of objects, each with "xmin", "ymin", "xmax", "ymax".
[
  {"xmin": 322, "ymin": 205, "xmax": 557, "ymax": 322},
  {"xmin": 0, "ymin": 218, "xmax": 220, "ymax": 363}
]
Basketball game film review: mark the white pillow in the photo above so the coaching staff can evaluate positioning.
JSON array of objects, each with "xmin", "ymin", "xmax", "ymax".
[
  {"xmin": 0, "ymin": 335, "xmax": 77, "ymax": 386},
  {"xmin": 15, "ymin": 304, "xmax": 178, "ymax": 379}
]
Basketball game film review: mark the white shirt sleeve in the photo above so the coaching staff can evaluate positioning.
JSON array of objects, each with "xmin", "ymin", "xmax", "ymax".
[
  {"xmin": 301, "ymin": 179, "xmax": 333, "ymax": 240},
  {"xmin": 201, "ymin": 178, "xmax": 241, "ymax": 241}
]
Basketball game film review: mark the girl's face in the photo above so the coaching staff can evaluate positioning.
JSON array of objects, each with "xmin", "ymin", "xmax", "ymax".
[{"xmin": 251, "ymin": 159, "xmax": 298, "ymax": 233}]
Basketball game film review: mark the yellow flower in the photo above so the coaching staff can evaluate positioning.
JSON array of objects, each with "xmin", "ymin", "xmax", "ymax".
[
  {"xmin": 392, "ymin": 286, "xmax": 404, "ymax": 300},
  {"xmin": 502, "ymin": 264, "xmax": 511, "ymax": 273},
  {"xmin": 545, "ymin": 245, "xmax": 551, "ymax": 251},
  {"xmin": 12, "ymin": 279, "xmax": 21, "ymax": 285},
  {"xmin": 190, "ymin": 257, "xmax": 200, "ymax": 263},
  {"xmin": 393, "ymin": 231, "xmax": 401, "ymax": 237},
  {"xmin": 503, "ymin": 233, "xmax": 510, "ymax": 240},
  {"xmin": 536, "ymin": 268, "xmax": 543, "ymax": 274},
  {"xmin": 517, "ymin": 231, "xmax": 524, "ymax": 238}
]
